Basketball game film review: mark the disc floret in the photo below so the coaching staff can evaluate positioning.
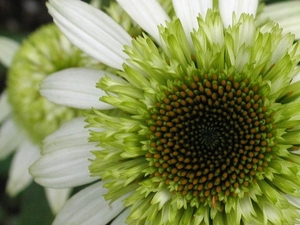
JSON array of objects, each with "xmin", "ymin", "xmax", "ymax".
[{"xmin": 146, "ymin": 70, "xmax": 274, "ymax": 208}]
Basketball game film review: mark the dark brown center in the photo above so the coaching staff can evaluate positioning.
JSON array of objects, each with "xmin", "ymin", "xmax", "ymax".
[{"xmin": 146, "ymin": 73, "xmax": 274, "ymax": 204}]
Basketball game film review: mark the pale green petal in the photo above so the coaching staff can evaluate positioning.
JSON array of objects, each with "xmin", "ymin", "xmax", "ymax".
[{"xmin": 0, "ymin": 37, "xmax": 20, "ymax": 67}]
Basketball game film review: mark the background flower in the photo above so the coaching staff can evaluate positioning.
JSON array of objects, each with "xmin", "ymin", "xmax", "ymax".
[
  {"xmin": 0, "ymin": 4, "xmax": 104, "ymax": 223},
  {"xmin": 0, "ymin": 22, "xmax": 101, "ymax": 214}
]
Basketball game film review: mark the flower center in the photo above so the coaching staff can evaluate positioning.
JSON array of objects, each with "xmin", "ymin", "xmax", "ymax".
[{"xmin": 146, "ymin": 72, "xmax": 274, "ymax": 204}]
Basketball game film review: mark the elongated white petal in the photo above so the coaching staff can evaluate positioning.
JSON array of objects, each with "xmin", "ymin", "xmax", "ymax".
[
  {"xmin": 261, "ymin": 1, "xmax": 300, "ymax": 39},
  {"xmin": 0, "ymin": 91, "xmax": 12, "ymax": 123},
  {"xmin": 40, "ymin": 68, "xmax": 114, "ymax": 110},
  {"xmin": 32, "ymin": 118, "xmax": 99, "ymax": 188},
  {"xmin": 0, "ymin": 37, "xmax": 20, "ymax": 67},
  {"xmin": 111, "ymin": 209, "xmax": 129, "ymax": 225},
  {"xmin": 6, "ymin": 140, "xmax": 40, "ymax": 197},
  {"xmin": 172, "ymin": 0, "xmax": 212, "ymax": 48},
  {"xmin": 219, "ymin": 0, "xmax": 258, "ymax": 27},
  {"xmin": 47, "ymin": 0, "xmax": 131, "ymax": 70},
  {"xmin": 42, "ymin": 117, "xmax": 90, "ymax": 154},
  {"xmin": 0, "ymin": 119, "xmax": 25, "ymax": 160},
  {"xmin": 53, "ymin": 181, "xmax": 124, "ymax": 225},
  {"xmin": 117, "ymin": 0, "xmax": 170, "ymax": 44},
  {"xmin": 172, "ymin": 0, "xmax": 212, "ymax": 32},
  {"xmin": 45, "ymin": 188, "xmax": 72, "ymax": 215},
  {"xmin": 30, "ymin": 140, "xmax": 98, "ymax": 188}
]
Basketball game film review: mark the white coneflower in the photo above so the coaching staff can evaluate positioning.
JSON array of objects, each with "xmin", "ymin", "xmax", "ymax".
[{"xmin": 31, "ymin": 0, "xmax": 300, "ymax": 224}]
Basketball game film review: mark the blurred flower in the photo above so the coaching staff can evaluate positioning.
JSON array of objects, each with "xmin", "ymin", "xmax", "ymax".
[
  {"xmin": 258, "ymin": 0, "xmax": 300, "ymax": 39},
  {"xmin": 0, "ymin": 23, "xmax": 101, "ymax": 214},
  {"xmin": 30, "ymin": 0, "xmax": 300, "ymax": 224}
]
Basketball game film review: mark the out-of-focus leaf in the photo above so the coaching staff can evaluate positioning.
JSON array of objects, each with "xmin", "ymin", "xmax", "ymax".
[{"xmin": 19, "ymin": 182, "xmax": 54, "ymax": 225}]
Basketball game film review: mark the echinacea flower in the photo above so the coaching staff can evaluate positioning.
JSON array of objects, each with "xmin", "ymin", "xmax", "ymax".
[
  {"xmin": 0, "ymin": 23, "xmax": 102, "ymax": 214},
  {"xmin": 31, "ymin": 0, "xmax": 300, "ymax": 224}
]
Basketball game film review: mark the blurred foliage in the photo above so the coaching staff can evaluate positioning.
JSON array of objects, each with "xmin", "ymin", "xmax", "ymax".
[{"xmin": 0, "ymin": 154, "xmax": 54, "ymax": 225}]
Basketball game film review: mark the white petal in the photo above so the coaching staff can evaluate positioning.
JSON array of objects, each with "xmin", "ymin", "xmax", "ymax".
[
  {"xmin": 31, "ymin": 118, "xmax": 99, "ymax": 188},
  {"xmin": 0, "ymin": 119, "xmax": 25, "ymax": 160},
  {"xmin": 292, "ymin": 69, "xmax": 300, "ymax": 84},
  {"xmin": 42, "ymin": 117, "xmax": 90, "ymax": 154},
  {"xmin": 47, "ymin": 0, "xmax": 131, "ymax": 70},
  {"xmin": 117, "ymin": 0, "xmax": 170, "ymax": 44},
  {"xmin": 45, "ymin": 187, "xmax": 72, "ymax": 215},
  {"xmin": 0, "ymin": 37, "xmax": 20, "ymax": 67},
  {"xmin": 0, "ymin": 91, "xmax": 12, "ymax": 123},
  {"xmin": 284, "ymin": 193, "xmax": 300, "ymax": 208},
  {"xmin": 172, "ymin": 0, "xmax": 212, "ymax": 48},
  {"xmin": 111, "ymin": 209, "xmax": 129, "ymax": 225},
  {"xmin": 53, "ymin": 181, "xmax": 124, "ymax": 225},
  {"xmin": 6, "ymin": 139, "xmax": 40, "ymax": 197},
  {"xmin": 30, "ymin": 139, "xmax": 99, "ymax": 188},
  {"xmin": 219, "ymin": 0, "xmax": 258, "ymax": 27},
  {"xmin": 268, "ymin": 33, "xmax": 295, "ymax": 67},
  {"xmin": 40, "ymin": 68, "xmax": 114, "ymax": 110},
  {"xmin": 172, "ymin": 0, "xmax": 212, "ymax": 31},
  {"xmin": 151, "ymin": 188, "xmax": 172, "ymax": 209},
  {"xmin": 260, "ymin": 1, "xmax": 300, "ymax": 39}
]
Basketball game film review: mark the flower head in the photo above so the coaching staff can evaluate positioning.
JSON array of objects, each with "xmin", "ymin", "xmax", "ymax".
[
  {"xmin": 89, "ymin": 9, "xmax": 300, "ymax": 225},
  {"xmin": 0, "ymin": 23, "xmax": 101, "ymax": 213},
  {"xmin": 32, "ymin": 0, "xmax": 300, "ymax": 224}
]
